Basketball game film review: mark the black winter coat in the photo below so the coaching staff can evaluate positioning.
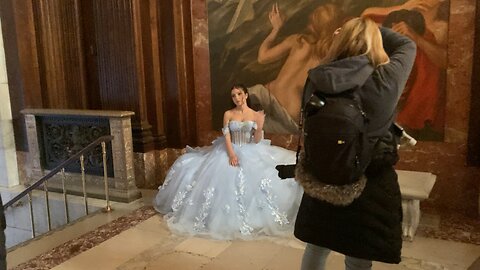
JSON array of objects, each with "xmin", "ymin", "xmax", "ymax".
[{"xmin": 294, "ymin": 27, "xmax": 416, "ymax": 264}]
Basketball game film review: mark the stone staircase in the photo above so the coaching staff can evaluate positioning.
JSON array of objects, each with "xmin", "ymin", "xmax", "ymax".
[{"xmin": 4, "ymin": 189, "xmax": 149, "ymax": 269}]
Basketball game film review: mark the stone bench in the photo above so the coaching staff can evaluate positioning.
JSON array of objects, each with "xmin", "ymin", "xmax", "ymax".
[{"xmin": 397, "ymin": 169, "xmax": 436, "ymax": 241}]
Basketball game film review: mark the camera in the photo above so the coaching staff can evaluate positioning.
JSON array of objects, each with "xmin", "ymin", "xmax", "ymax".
[
  {"xmin": 392, "ymin": 123, "xmax": 417, "ymax": 148},
  {"xmin": 275, "ymin": 164, "xmax": 296, "ymax": 179}
]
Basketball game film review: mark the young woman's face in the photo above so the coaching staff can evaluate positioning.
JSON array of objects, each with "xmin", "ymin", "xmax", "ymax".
[{"xmin": 231, "ymin": 87, "xmax": 247, "ymax": 107}]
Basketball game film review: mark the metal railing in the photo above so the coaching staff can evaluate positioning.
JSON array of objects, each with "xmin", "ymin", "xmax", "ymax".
[{"xmin": 3, "ymin": 135, "xmax": 114, "ymax": 238}]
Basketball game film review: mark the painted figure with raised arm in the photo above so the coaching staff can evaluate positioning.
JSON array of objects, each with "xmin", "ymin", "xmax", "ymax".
[
  {"xmin": 154, "ymin": 84, "xmax": 303, "ymax": 239},
  {"xmin": 249, "ymin": 3, "xmax": 343, "ymax": 134}
]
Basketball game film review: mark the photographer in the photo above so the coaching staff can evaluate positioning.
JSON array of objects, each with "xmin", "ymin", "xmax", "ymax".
[{"xmin": 293, "ymin": 18, "xmax": 416, "ymax": 269}]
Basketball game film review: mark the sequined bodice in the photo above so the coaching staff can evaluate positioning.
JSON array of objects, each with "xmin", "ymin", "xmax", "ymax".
[{"xmin": 229, "ymin": 121, "xmax": 256, "ymax": 145}]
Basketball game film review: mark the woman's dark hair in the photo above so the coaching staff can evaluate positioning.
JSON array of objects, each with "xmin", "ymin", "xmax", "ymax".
[
  {"xmin": 383, "ymin": 9, "xmax": 426, "ymax": 35},
  {"xmin": 230, "ymin": 84, "xmax": 249, "ymax": 95}
]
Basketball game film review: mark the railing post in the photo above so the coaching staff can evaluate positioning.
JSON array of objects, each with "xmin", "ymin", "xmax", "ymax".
[
  {"xmin": 80, "ymin": 155, "xmax": 89, "ymax": 215},
  {"xmin": 61, "ymin": 168, "xmax": 70, "ymax": 223},
  {"xmin": 101, "ymin": 142, "xmax": 113, "ymax": 212},
  {"xmin": 28, "ymin": 192, "xmax": 35, "ymax": 238},
  {"xmin": 44, "ymin": 181, "xmax": 51, "ymax": 231}
]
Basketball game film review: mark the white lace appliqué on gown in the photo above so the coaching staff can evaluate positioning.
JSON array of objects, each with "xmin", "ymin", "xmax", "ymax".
[{"xmin": 154, "ymin": 120, "xmax": 303, "ymax": 240}]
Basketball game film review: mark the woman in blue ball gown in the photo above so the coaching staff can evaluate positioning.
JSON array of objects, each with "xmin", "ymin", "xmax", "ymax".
[{"xmin": 154, "ymin": 84, "xmax": 303, "ymax": 240}]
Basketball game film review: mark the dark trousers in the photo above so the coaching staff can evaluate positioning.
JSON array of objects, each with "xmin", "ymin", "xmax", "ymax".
[{"xmin": 0, "ymin": 196, "xmax": 6, "ymax": 270}]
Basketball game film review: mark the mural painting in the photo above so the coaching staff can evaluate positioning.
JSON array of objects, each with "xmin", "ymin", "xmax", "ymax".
[{"xmin": 208, "ymin": 0, "xmax": 449, "ymax": 141}]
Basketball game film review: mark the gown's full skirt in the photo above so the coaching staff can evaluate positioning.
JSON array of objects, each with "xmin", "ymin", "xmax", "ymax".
[{"xmin": 154, "ymin": 137, "xmax": 303, "ymax": 240}]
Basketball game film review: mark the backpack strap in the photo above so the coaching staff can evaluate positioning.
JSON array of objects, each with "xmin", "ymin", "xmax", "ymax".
[{"xmin": 296, "ymin": 78, "xmax": 315, "ymax": 163}]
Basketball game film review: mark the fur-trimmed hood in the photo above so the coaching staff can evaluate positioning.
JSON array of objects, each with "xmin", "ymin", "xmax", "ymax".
[{"xmin": 295, "ymin": 151, "xmax": 367, "ymax": 206}]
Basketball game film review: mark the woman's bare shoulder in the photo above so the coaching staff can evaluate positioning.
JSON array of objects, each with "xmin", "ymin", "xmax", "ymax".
[
  {"xmin": 223, "ymin": 110, "xmax": 233, "ymax": 119},
  {"xmin": 277, "ymin": 34, "xmax": 301, "ymax": 46}
]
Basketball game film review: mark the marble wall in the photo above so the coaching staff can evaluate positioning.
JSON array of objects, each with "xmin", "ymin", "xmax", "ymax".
[
  {"xmin": 134, "ymin": 148, "xmax": 185, "ymax": 189},
  {"xmin": 190, "ymin": 0, "xmax": 480, "ymax": 216}
]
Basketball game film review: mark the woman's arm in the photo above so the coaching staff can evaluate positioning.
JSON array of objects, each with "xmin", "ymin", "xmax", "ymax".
[
  {"xmin": 253, "ymin": 111, "xmax": 265, "ymax": 143},
  {"xmin": 373, "ymin": 26, "xmax": 417, "ymax": 118},
  {"xmin": 257, "ymin": 4, "xmax": 295, "ymax": 64},
  {"xmin": 362, "ymin": 0, "xmax": 435, "ymax": 18},
  {"xmin": 223, "ymin": 111, "xmax": 239, "ymax": 166},
  {"xmin": 380, "ymin": 26, "xmax": 417, "ymax": 86},
  {"xmin": 362, "ymin": 5, "xmax": 402, "ymax": 18}
]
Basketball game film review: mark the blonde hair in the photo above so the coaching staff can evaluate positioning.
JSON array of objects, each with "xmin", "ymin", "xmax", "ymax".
[
  {"xmin": 324, "ymin": 17, "xmax": 389, "ymax": 67},
  {"xmin": 298, "ymin": 4, "xmax": 343, "ymax": 60}
]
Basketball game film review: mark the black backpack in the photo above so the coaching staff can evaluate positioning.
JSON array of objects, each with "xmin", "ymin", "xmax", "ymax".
[{"xmin": 297, "ymin": 78, "xmax": 370, "ymax": 186}]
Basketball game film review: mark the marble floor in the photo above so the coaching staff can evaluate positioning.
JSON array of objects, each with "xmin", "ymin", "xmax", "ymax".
[{"xmin": 6, "ymin": 191, "xmax": 480, "ymax": 270}]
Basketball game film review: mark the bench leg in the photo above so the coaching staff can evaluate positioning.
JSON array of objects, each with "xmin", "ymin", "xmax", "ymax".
[{"xmin": 402, "ymin": 199, "xmax": 420, "ymax": 241}]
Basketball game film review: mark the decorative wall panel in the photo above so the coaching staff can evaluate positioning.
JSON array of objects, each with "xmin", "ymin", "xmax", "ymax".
[
  {"xmin": 33, "ymin": 0, "xmax": 87, "ymax": 108},
  {"xmin": 38, "ymin": 116, "xmax": 113, "ymax": 177}
]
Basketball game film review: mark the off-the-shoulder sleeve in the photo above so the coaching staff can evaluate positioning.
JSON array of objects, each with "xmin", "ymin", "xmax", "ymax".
[
  {"xmin": 222, "ymin": 125, "xmax": 230, "ymax": 135},
  {"xmin": 252, "ymin": 122, "xmax": 258, "ymax": 130}
]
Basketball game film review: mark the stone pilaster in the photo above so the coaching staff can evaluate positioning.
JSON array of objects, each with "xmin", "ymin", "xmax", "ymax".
[{"xmin": 0, "ymin": 17, "xmax": 19, "ymax": 187}]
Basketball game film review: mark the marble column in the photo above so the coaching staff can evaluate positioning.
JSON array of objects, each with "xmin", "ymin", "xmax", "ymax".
[{"xmin": 0, "ymin": 18, "xmax": 20, "ymax": 187}]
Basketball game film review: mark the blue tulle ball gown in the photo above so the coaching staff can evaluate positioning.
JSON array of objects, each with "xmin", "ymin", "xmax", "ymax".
[{"xmin": 154, "ymin": 120, "xmax": 303, "ymax": 240}]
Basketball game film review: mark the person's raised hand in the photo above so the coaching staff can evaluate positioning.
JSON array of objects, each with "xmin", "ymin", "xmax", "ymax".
[{"xmin": 268, "ymin": 3, "xmax": 284, "ymax": 30}]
